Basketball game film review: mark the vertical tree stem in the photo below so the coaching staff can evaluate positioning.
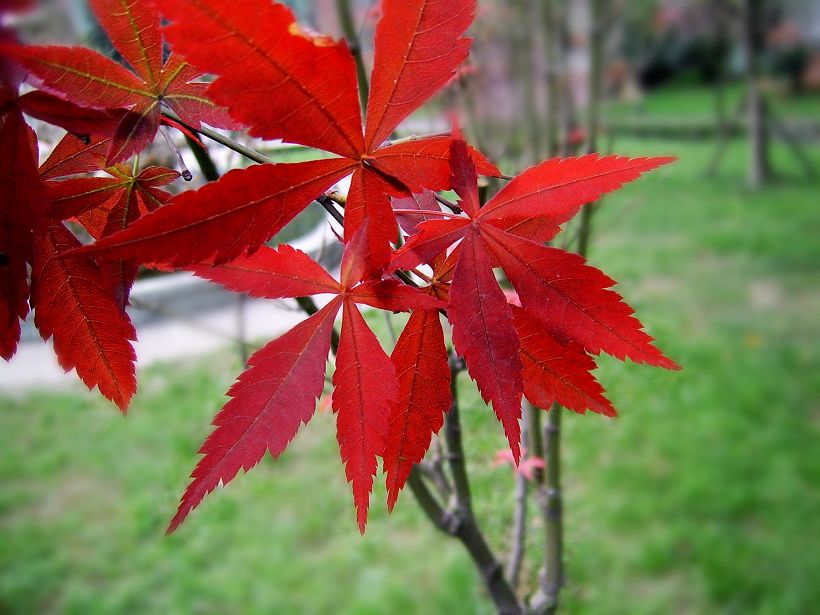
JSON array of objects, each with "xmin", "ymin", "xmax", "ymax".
[
  {"xmin": 542, "ymin": 0, "xmax": 560, "ymax": 157},
  {"xmin": 515, "ymin": 0, "xmax": 541, "ymax": 163},
  {"xmin": 507, "ymin": 411, "xmax": 529, "ymax": 590},
  {"xmin": 406, "ymin": 469, "xmax": 523, "ymax": 614},
  {"xmin": 743, "ymin": 0, "xmax": 770, "ymax": 189},
  {"xmin": 542, "ymin": 402, "xmax": 563, "ymax": 613},
  {"xmin": 336, "ymin": 0, "xmax": 370, "ymax": 110},
  {"xmin": 445, "ymin": 358, "xmax": 473, "ymax": 516}
]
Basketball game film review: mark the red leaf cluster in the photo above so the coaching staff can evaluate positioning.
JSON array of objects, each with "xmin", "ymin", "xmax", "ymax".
[{"xmin": 0, "ymin": 0, "xmax": 679, "ymax": 533}]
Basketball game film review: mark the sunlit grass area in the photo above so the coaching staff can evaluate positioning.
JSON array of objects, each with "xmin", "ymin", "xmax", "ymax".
[
  {"xmin": 606, "ymin": 81, "xmax": 820, "ymax": 120},
  {"xmin": 1, "ymin": 136, "xmax": 819, "ymax": 614}
]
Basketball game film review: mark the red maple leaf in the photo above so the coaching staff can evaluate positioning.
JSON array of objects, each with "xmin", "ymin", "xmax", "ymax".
[
  {"xmin": 67, "ymin": 0, "xmax": 499, "ymax": 275},
  {"xmin": 383, "ymin": 307, "xmax": 452, "ymax": 511},
  {"xmin": 1, "ymin": 0, "xmax": 236, "ymax": 164},
  {"xmin": 0, "ymin": 80, "xmax": 43, "ymax": 359},
  {"xmin": 391, "ymin": 128, "xmax": 679, "ymax": 461},
  {"xmin": 1, "ymin": 0, "xmax": 682, "ymax": 537},
  {"xmin": 167, "ymin": 233, "xmax": 445, "ymax": 534},
  {"xmin": 43, "ymin": 134, "xmax": 179, "ymax": 308}
]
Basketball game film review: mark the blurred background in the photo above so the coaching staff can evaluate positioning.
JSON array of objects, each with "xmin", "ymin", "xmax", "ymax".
[{"xmin": 1, "ymin": 0, "xmax": 819, "ymax": 613}]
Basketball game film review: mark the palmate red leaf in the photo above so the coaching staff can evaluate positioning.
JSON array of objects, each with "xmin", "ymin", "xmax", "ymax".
[
  {"xmin": 349, "ymin": 279, "xmax": 445, "ymax": 312},
  {"xmin": 169, "ymin": 241, "xmax": 444, "ymax": 532},
  {"xmin": 1, "ymin": 0, "xmax": 234, "ymax": 163},
  {"xmin": 40, "ymin": 137, "xmax": 179, "ymax": 310},
  {"xmin": 31, "ymin": 221, "xmax": 137, "ymax": 411},
  {"xmin": 513, "ymin": 307, "xmax": 615, "ymax": 417},
  {"xmin": 71, "ymin": 166, "xmax": 180, "ymax": 238},
  {"xmin": 167, "ymin": 297, "xmax": 341, "ymax": 533},
  {"xmin": 369, "ymin": 137, "xmax": 500, "ymax": 194},
  {"xmin": 449, "ymin": 229, "xmax": 524, "ymax": 462},
  {"xmin": 344, "ymin": 168, "xmax": 403, "ymax": 278},
  {"xmin": 392, "ymin": 189, "xmax": 438, "ymax": 235},
  {"xmin": 477, "ymin": 154, "xmax": 676, "ymax": 238},
  {"xmin": 90, "ymin": 0, "xmax": 163, "ymax": 84},
  {"xmin": 390, "ymin": 217, "xmax": 470, "ymax": 271},
  {"xmin": 480, "ymin": 223, "xmax": 679, "ymax": 369},
  {"xmin": 333, "ymin": 300, "xmax": 398, "ymax": 533},
  {"xmin": 155, "ymin": 0, "xmax": 364, "ymax": 158},
  {"xmin": 0, "ymin": 109, "xmax": 43, "ymax": 359},
  {"xmin": 340, "ymin": 141, "xmax": 498, "ymax": 278},
  {"xmin": 191, "ymin": 245, "xmax": 341, "ymax": 299},
  {"xmin": 69, "ymin": 158, "xmax": 356, "ymax": 267},
  {"xmin": 386, "ymin": 130, "xmax": 677, "ymax": 457},
  {"xmin": 39, "ymin": 135, "xmax": 110, "ymax": 180},
  {"xmin": 365, "ymin": 0, "xmax": 476, "ymax": 149},
  {"xmin": 17, "ymin": 91, "xmax": 126, "ymax": 139},
  {"xmin": 143, "ymin": 0, "xmax": 498, "ymax": 274},
  {"xmin": 384, "ymin": 309, "xmax": 451, "ymax": 511}
]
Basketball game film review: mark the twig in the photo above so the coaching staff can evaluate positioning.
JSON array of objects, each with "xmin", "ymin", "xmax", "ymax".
[
  {"xmin": 542, "ymin": 403, "xmax": 563, "ymax": 613},
  {"xmin": 406, "ymin": 468, "xmax": 523, "ymax": 615},
  {"xmin": 445, "ymin": 353, "xmax": 473, "ymax": 516},
  {"xmin": 507, "ymin": 408, "xmax": 529, "ymax": 590},
  {"xmin": 435, "ymin": 194, "xmax": 462, "ymax": 214},
  {"xmin": 316, "ymin": 194, "xmax": 346, "ymax": 226},
  {"xmin": 163, "ymin": 111, "xmax": 272, "ymax": 165}
]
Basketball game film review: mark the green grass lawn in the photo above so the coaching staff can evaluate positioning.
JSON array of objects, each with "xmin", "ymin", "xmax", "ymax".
[
  {"xmin": 1, "ymin": 137, "xmax": 819, "ymax": 614},
  {"xmin": 606, "ymin": 82, "xmax": 820, "ymax": 122}
]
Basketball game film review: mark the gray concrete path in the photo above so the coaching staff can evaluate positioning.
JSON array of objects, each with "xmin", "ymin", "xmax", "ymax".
[{"xmin": 0, "ymin": 295, "xmax": 312, "ymax": 394}]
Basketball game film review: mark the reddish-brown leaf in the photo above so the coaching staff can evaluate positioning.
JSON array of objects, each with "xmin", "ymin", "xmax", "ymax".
[
  {"xmin": 2, "ymin": 0, "xmax": 235, "ymax": 163},
  {"xmin": 90, "ymin": 0, "xmax": 163, "ymax": 85},
  {"xmin": 513, "ymin": 307, "xmax": 615, "ymax": 417},
  {"xmin": 481, "ymin": 224, "xmax": 679, "ymax": 369},
  {"xmin": 191, "ymin": 245, "xmax": 341, "ymax": 299},
  {"xmin": 39, "ymin": 134, "xmax": 110, "ymax": 180},
  {"xmin": 344, "ymin": 168, "xmax": 405, "ymax": 277},
  {"xmin": 69, "ymin": 158, "xmax": 356, "ymax": 267},
  {"xmin": 392, "ymin": 189, "xmax": 439, "ymax": 235},
  {"xmin": 31, "ymin": 221, "xmax": 137, "ymax": 410},
  {"xmin": 167, "ymin": 297, "xmax": 341, "ymax": 533},
  {"xmin": 449, "ymin": 229, "xmax": 523, "ymax": 461},
  {"xmin": 18, "ymin": 91, "xmax": 126, "ymax": 139},
  {"xmin": 47, "ymin": 176, "xmax": 130, "ymax": 220},
  {"xmin": 349, "ymin": 279, "xmax": 446, "ymax": 312},
  {"xmin": 333, "ymin": 300, "xmax": 398, "ymax": 533},
  {"xmin": 477, "ymin": 155, "xmax": 676, "ymax": 237},
  {"xmin": 155, "ymin": 0, "xmax": 364, "ymax": 158},
  {"xmin": 370, "ymin": 136, "xmax": 500, "ymax": 194},
  {"xmin": 384, "ymin": 309, "xmax": 451, "ymax": 511},
  {"xmin": 0, "ymin": 110, "xmax": 43, "ymax": 359},
  {"xmin": 365, "ymin": 0, "xmax": 476, "ymax": 149},
  {"xmin": 390, "ymin": 217, "xmax": 470, "ymax": 271}
]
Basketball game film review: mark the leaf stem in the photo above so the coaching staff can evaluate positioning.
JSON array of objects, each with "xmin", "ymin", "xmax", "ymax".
[{"xmin": 162, "ymin": 112, "xmax": 272, "ymax": 165}]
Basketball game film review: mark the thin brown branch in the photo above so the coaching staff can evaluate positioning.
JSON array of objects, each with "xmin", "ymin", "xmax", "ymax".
[
  {"xmin": 445, "ymin": 354, "xmax": 473, "ymax": 516},
  {"xmin": 507, "ymin": 408, "xmax": 529, "ymax": 590}
]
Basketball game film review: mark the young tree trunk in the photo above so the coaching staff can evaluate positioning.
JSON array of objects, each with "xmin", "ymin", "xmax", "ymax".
[
  {"xmin": 542, "ymin": 0, "xmax": 560, "ymax": 158},
  {"xmin": 743, "ymin": 0, "xmax": 770, "ymax": 189}
]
